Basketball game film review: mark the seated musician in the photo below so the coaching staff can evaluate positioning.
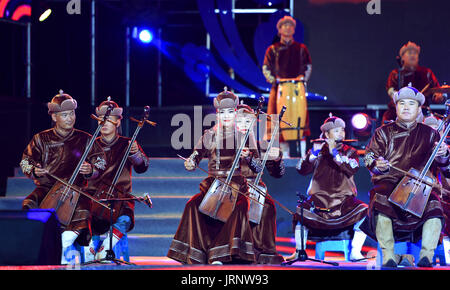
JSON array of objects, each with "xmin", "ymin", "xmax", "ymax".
[
  {"xmin": 236, "ymin": 104, "xmax": 285, "ymax": 264},
  {"xmin": 84, "ymin": 100, "xmax": 149, "ymax": 262},
  {"xmin": 167, "ymin": 89, "xmax": 259, "ymax": 265},
  {"xmin": 287, "ymin": 114, "xmax": 368, "ymax": 262},
  {"xmin": 19, "ymin": 91, "xmax": 106, "ymax": 264},
  {"xmin": 364, "ymin": 86, "xmax": 449, "ymax": 267}
]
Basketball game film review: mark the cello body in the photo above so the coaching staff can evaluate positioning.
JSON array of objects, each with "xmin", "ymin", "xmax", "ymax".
[
  {"xmin": 199, "ymin": 178, "xmax": 239, "ymax": 223},
  {"xmin": 90, "ymin": 183, "xmax": 123, "ymax": 222},
  {"xmin": 39, "ymin": 182, "xmax": 80, "ymax": 226},
  {"xmin": 388, "ymin": 168, "xmax": 435, "ymax": 218},
  {"xmin": 247, "ymin": 183, "xmax": 267, "ymax": 224}
]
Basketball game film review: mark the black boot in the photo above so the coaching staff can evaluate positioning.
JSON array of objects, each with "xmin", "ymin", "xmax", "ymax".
[
  {"xmin": 417, "ymin": 256, "xmax": 432, "ymax": 268},
  {"xmin": 382, "ymin": 259, "xmax": 398, "ymax": 268}
]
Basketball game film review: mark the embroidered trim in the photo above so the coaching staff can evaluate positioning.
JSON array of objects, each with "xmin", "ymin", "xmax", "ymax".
[
  {"xmin": 20, "ymin": 158, "xmax": 33, "ymax": 175},
  {"xmin": 208, "ymin": 237, "xmax": 254, "ymax": 260},
  {"xmin": 364, "ymin": 152, "xmax": 375, "ymax": 167},
  {"xmin": 169, "ymin": 239, "xmax": 206, "ymax": 263},
  {"xmin": 93, "ymin": 156, "xmax": 106, "ymax": 170}
]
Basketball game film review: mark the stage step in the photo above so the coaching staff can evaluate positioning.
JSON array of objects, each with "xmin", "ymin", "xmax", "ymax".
[{"xmin": 5, "ymin": 176, "xmax": 204, "ymax": 197}]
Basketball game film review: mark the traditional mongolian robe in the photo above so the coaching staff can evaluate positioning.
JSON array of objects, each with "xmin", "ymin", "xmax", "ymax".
[
  {"xmin": 263, "ymin": 40, "xmax": 312, "ymax": 138},
  {"xmin": 295, "ymin": 143, "xmax": 368, "ymax": 240}
]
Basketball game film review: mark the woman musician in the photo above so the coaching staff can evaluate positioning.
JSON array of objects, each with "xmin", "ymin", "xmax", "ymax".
[
  {"xmin": 236, "ymin": 103, "xmax": 286, "ymax": 264},
  {"xmin": 167, "ymin": 89, "xmax": 259, "ymax": 265}
]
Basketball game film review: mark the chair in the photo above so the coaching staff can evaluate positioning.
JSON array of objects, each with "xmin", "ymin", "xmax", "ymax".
[{"xmin": 314, "ymin": 240, "xmax": 351, "ymax": 261}]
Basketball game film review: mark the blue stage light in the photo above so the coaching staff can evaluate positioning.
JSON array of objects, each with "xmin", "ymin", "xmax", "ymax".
[{"xmin": 138, "ymin": 29, "xmax": 153, "ymax": 44}]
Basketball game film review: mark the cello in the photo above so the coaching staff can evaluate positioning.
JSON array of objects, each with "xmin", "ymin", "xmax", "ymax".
[
  {"xmin": 91, "ymin": 106, "xmax": 156, "ymax": 221},
  {"xmin": 247, "ymin": 106, "xmax": 286, "ymax": 224},
  {"xmin": 198, "ymin": 117, "xmax": 257, "ymax": 222},
  {"xmin": 39, "ymin": 99, "xmax": 115, "ymax": 226}
]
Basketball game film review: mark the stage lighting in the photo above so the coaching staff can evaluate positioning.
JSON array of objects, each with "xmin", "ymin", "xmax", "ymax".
[
  {"xmin": 351, "ymin": 112, "xmax": 374, "ymax": 139},
  {"xmin": 39, "ymin": 8, "xmax": 52, "ymax": 22},
  {"xmin": 138, "ymin": 29, "xmax": 153, "ymax": 44},
  {"xmin": 351, "ymin": 113, "xmax": 369, "ymax": 131}
]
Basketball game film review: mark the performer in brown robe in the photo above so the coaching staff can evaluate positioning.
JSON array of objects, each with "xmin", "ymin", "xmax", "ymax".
[
  {"xmin": 19, "ymin": 91, "xmax": 106, "ymax": 264},
  {"xmin": 364, "ymin": 86, "xmax": 449, "ymax": 267},
  {"xmin": 84, "ymin": 100, "xmax": 149, "ymax": 262},
  {"xmin": 286, "ymin": 115, "xmax": 368, "ymax": 261},
  {"xmin": 236, "ymin": 104, "xmax": 285, "ymax": 264},
  {"xmin": 262, "ymin": 15, "xmax": 312, "ymax": 157},
  {"xmin": 167, "ymin": 89, "xmax": 257, "ymax": 264},
  {"xmin": 383, "ymin": 41, "xmax": 443, "ymax": 123}
]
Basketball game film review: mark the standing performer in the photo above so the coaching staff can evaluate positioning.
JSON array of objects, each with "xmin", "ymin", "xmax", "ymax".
[
  {"xmin": 20, "ymin": 91, "xmax": 106, "ymax": 264},
  {"xmin": 84, "ymin": 100, "xmax": 149, "ymax": 262},
  {"xmin": 236, "ymin": 104, "xmax": 285, "ymax": 264},
  {"xmin": 262, "ymin": 15, "xmax": 312, "ymax": 158},
  {"xmin": 383, "ymin": 41, "xmax": 443, "ymax": 123},
  {"xmin": 286, "ymin": 114, "xmax": 368, "ymax": 261},
  {"xmin": 364, "ymin": 86, "xmax": 448, "ymax": 267},
  {"xmin": 167, "ymin": 89, "xmax": 258, "ymax": 264}
]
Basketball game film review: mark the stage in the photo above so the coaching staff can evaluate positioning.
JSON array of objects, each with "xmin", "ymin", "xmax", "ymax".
[
  {"xmin": 1, "ymin": 0, "xmax": 450, "ymax": 277},
  {"xmin": 1, "ymin": 256, "xmax": 449, "ymax": 271}
]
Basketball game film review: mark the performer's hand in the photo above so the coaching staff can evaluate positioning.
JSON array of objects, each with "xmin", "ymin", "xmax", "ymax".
[
  {"xmin": 80, "ymin": 162, "xmax": 93, "ymax": 175},
  {"xmin": 241, "ymin": 147, "xmax": 250, "ymax": 158},
  {"xmin": 184, "ymin": 159, "xmax": 196, "ymax": 171},
  {"xmin": 33, "ymin": 163, "xmax": 46, "ymax": 178},
  {"xmin": 436, "ymin": 141, "xmax": 449, "ymax": 157},
  {"xmin": 326, "ymin": 139, "xmax": 336, "ymax": 154},
  {"xmin": 313, "ymin": 142, "xmax": 324, "ymax": 152},
  {"xmin": 375, "ymin": 157, "xmax": 390, "ymax": 172},
  {"xmin": 129, "ymin": 140, "xmax": 139, "ymax": 155},
  {"xmin": 268, "ymin": 147, "xmax": 281, "ymax": 161}
]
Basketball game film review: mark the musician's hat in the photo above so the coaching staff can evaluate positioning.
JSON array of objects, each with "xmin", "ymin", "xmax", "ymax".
[
  {"xmin": 276, "ymin": 15, "xmax": 296, "ymax": 31},
  {"xmin": 47, "ymin": 90, "xmax": 77, "ymax": 115},
  {"xmin": 320, "ymin": 113, "xmax": 346, "ymax": 134},
  {"xmin": 214, "ymin": 87, "xmax": 239, "ymax": 109},
  {"xmin": 393, "ymin": 86, "xmax": 425, "ymax": 106},
  {"xmin": 96, "ymin": 97, "xmax": 123, "ymax": 119},
  {"xmin": 399, "ymin": 41, "xmax": 420, "ymax": 57}
]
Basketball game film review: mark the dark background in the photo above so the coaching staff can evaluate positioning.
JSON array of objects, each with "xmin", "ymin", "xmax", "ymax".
[{"xmin": 0, "ymin": 0, "xmax": 449, "ymax": 195}]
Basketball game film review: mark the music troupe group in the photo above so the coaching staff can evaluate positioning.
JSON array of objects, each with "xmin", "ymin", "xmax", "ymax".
[{"xmin": 19, "ymin": 16, "xmax": 450, "ymax": 268}]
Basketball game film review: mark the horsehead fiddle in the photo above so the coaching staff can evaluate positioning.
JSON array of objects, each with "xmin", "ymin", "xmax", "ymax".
[{"xmin": 247, "ymin": 97, "xmax": 287, "ymax": 224}]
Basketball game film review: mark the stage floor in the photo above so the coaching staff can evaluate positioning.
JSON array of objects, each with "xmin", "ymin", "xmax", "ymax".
[{"xmin": 1, "ymin": 255, "xmax": 449, "ymax": 271}]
